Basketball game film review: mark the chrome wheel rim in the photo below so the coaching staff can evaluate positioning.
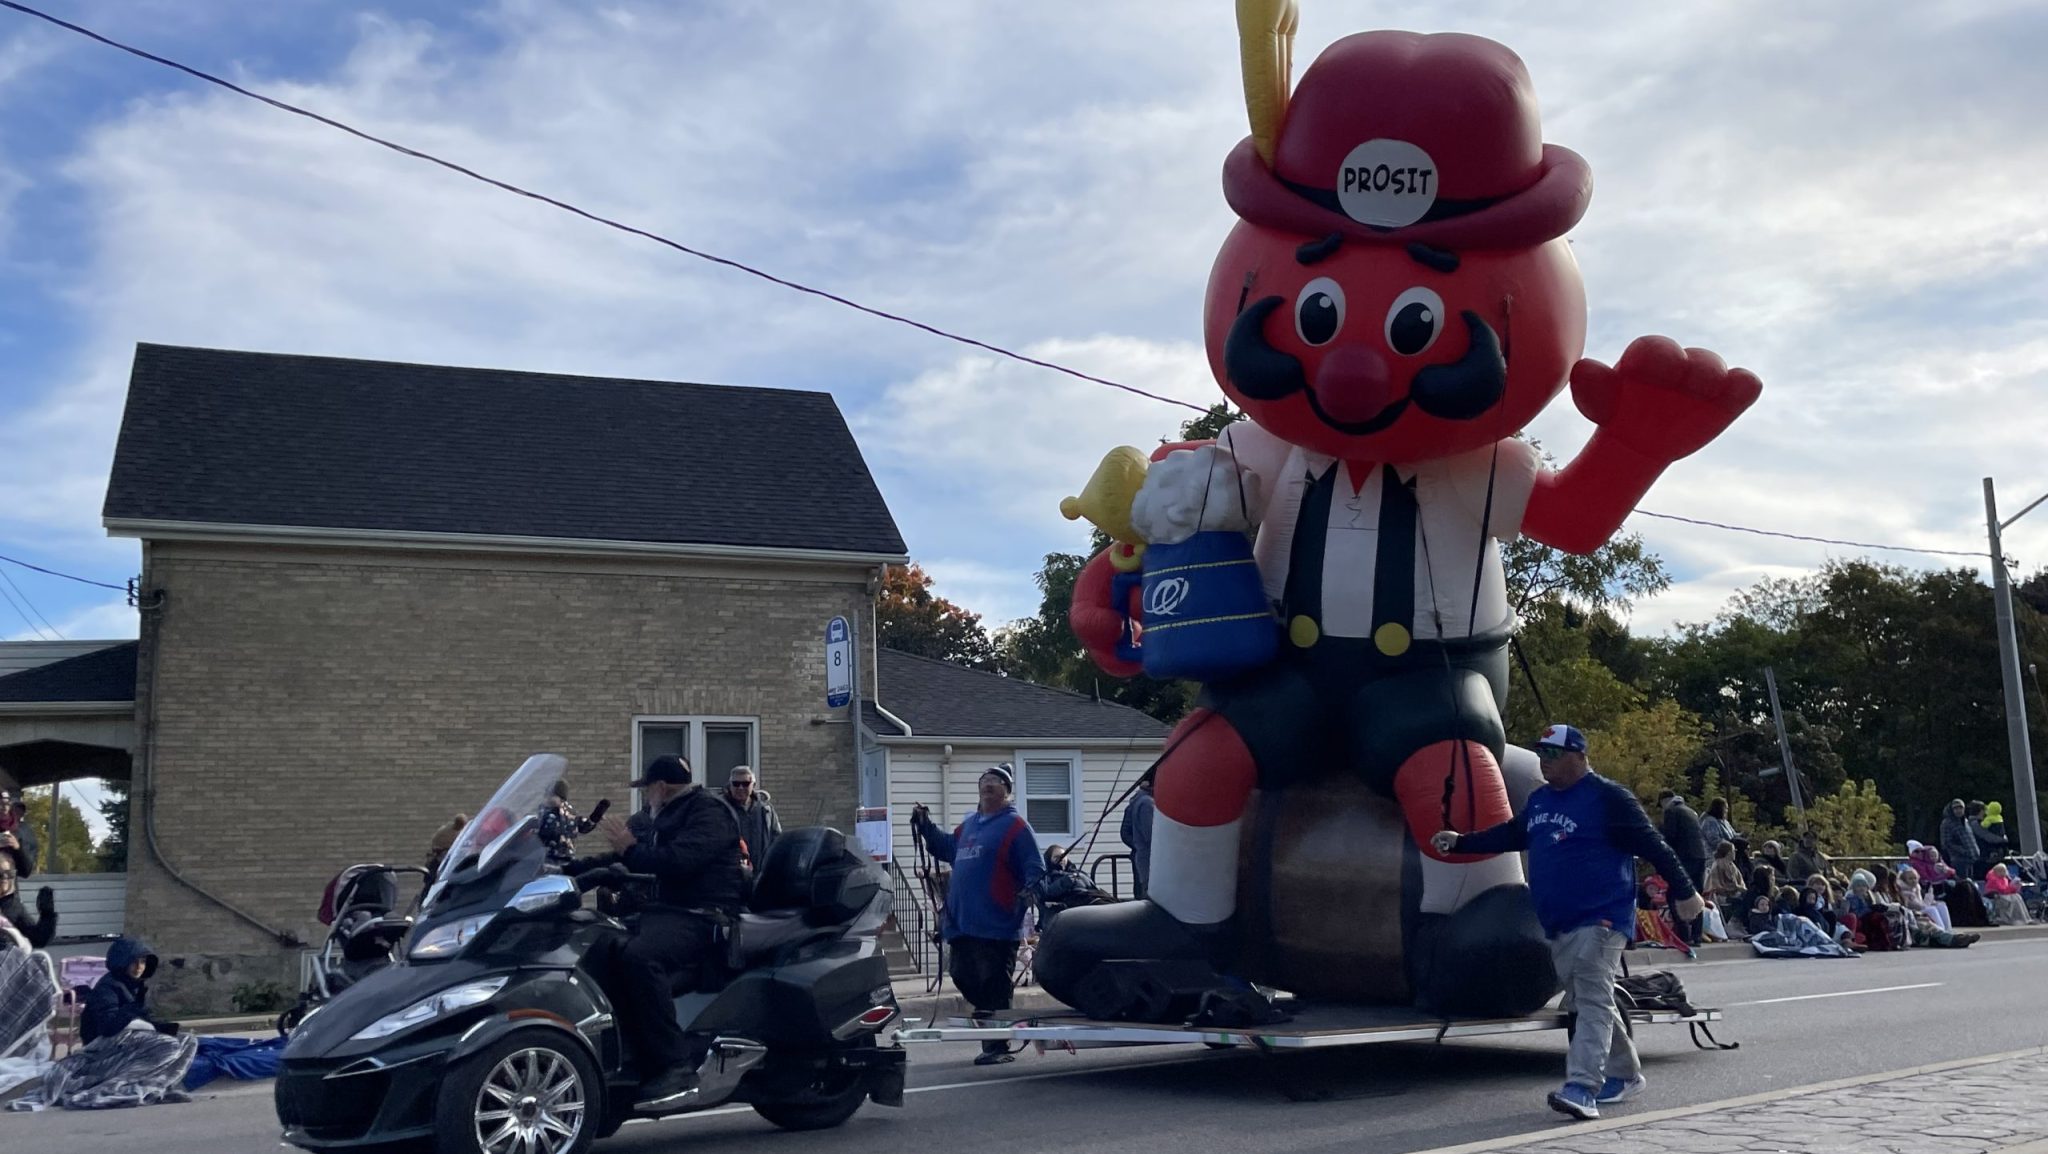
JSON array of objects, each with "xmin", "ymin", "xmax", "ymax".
[{"xmin": 474, "ymin": 1046, "xmax": 585, "ymax": 1154}]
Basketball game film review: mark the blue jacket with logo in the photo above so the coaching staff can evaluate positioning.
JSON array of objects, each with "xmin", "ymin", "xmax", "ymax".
[
  {"xmin": 1456, "ymin": 772, "xmax": 1696, "ymax": 940},
  {"xmin": 916, "ymin": 806, "xmax": 1044, "ymax": 942}
]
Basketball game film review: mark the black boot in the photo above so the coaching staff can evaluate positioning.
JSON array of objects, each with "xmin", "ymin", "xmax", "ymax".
[
  {"xmin": 1032, "ymin": 900, "xmax": 1235, "ymax": 1023},
  {"xmin": 1408, "ymin": 884, "xmax": 1558, "ymax": 1018}
]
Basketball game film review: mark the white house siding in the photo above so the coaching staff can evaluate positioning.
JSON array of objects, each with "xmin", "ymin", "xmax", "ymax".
[{"xmin": 883, "ymin": 741, "xmax": 1161, "ymax": 893}]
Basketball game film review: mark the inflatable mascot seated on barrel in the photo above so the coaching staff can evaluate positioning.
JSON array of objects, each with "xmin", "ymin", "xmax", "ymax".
[{"xmin": 1032, "ymin": 1, "xmax": 1762, "ymax": 1025}]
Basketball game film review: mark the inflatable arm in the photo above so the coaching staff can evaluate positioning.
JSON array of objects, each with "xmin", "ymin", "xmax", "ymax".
[{"xmin": 1524, "ymin": 337, "xmax": 1761, "ymax": 554}]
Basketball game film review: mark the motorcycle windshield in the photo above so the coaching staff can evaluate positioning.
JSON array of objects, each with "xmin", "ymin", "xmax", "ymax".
[{"xmin": 433, "ymin": 753, "xmax": 566, "ymax": 892}]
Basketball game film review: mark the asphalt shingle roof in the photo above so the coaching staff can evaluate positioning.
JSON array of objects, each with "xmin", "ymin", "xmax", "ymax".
[
  {"xmin": 103, "ymin": 344, "xmax": 906, "ymax": 556},
  {"xmin": 865, "ymin": 649, "xmax": 1169, "ymax": 741},
  {"xmin": 0, "ymin": 642, "xmax": 138, "ymax": 704}
]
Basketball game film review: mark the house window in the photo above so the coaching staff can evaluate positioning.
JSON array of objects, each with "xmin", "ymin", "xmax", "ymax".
[
  {"xmin": 1016, "ymin": 751, "xmax": 1080, "ymax": 841},
  {"xmin": 633, "ymin": 717, "xmax": 759, "ymax": 790}
]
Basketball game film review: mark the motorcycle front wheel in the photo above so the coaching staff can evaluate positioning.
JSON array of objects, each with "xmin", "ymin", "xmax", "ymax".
[{"xmin": 434, "ymin": 1033, "xmax": 600, "ymax": 1154}]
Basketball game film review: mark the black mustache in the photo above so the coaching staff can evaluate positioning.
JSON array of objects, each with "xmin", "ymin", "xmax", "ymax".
[
  {"xmin": 1223, "ymin": 296, "xmax": 1507, "ymax": 426},
  {"xmin": 1411, "ymin": 311, "xmax": 1507, "ymax": 421}
]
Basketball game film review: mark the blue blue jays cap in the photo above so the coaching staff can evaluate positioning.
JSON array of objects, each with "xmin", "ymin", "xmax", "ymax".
[{"xmin": 1534, "ymin": 723, "xmax": 1587, "ymax": 755}]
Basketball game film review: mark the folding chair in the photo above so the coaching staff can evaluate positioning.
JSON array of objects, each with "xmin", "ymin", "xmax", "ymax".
[{"xmin": 52, "ymin": 955, "xmax": 107, "ymax": 1057}]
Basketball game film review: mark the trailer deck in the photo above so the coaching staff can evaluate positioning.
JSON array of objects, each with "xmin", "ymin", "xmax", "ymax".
[{"xmin": 902, "ymin": 1000, "xmax": 1736, "ymax": 1054}]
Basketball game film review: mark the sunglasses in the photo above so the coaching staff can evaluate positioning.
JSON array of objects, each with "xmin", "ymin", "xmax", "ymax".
[{"xmin": 1535, "ymin": 746, "xmax": 1571, "ymax": 760}]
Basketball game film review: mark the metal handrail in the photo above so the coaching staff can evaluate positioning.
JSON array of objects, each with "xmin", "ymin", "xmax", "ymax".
[{"xmin": 1090, "ymin": 852, "xmax": 1137, "ymax": 900}]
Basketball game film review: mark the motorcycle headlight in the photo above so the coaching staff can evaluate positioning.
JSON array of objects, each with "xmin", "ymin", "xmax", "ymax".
[
  {"xmin": 409, "ymin": 913, "xmax": 496, "ymax": 959},
  {"xmin": 349, "ymin": 976, "xmax": 509, "ymax": 1041}
]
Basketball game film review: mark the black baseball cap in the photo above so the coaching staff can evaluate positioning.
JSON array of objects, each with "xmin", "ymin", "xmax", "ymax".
[{"xmin": 632, "ymin": 755, "xmax": 693, "ymax": 788}]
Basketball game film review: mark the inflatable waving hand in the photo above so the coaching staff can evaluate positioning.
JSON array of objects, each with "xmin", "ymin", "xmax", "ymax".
[{"xmin": 1036, "ymin": 3, "xmax": 1759, "ymax": 1023}]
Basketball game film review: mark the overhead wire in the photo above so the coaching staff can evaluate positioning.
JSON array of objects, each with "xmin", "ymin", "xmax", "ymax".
[
  {"xmin": 0, "ymin": 565, "xmax": 63, "ymax": 638},
  {"xmin": 0, "ymin": 580, "xmax": 51, "ymax": 640},
  {"xmin": 0, "ymin": 552, "xmax": 128, "ymax": 592},
  {"xmin": 0, "ymin": 0, "xmax": 2014, "ymax": 568}
]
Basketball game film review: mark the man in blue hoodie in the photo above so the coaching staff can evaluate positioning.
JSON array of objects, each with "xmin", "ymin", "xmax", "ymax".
[
  {"xmin": 82, "ymin": 936, "xmax": 181, "ymax": 1044},
  {"xmin": 1433, "ymin": 724, "xmax": 1702, "ymax": 1122},
  {"xmin": 911, "ymin": 764, "xmax": 1044, "ymax": 1065}
]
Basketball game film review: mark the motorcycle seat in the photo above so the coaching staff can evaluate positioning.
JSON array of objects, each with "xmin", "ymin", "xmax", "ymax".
[{"xmin": 730, "ymin": 910, "xmax": 831, "ymax": 962}]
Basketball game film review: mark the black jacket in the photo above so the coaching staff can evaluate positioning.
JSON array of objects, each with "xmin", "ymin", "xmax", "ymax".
[
  {"xmin": 0, "ymin": 887, "xmax": 57, "ymax": 949},
  {"xmin": 1662, "ymin": 800, "xmax": 1708, "ymax": 861},
  {"xmin": 591, "ymin": 787, "xmax": 746, "ymax": 914},
  {"xmin": 82, "ymin": 937, "xmax": 177, "ymax": 1044}
]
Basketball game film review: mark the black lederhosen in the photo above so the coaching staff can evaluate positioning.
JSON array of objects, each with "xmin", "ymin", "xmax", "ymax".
[{"xmin": 1201, "ymin": 462, "xmax": 1508, "ymax": 796}]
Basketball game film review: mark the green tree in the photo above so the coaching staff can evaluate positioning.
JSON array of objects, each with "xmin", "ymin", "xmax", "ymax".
[
  {"xmin": 97, "ymin": 778, "xmax": 130, "ymax": 872},
  {"xmin": 21, "ymin": 787, "xmax": 100, "ymax": 873},
  {"xmin": 1800, "ymin": 779, "xmax": 1899, "ymax": 857},
  {"xmin": 1586, "ymin": 698, "xmax": 1706, "ymax": 803},
  {"xmin": 877, "ymin": 564, "xmax": 1000, "ymax": 670}
]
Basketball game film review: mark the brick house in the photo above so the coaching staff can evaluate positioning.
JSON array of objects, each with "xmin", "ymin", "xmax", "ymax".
[{"xmin": 101, "ymin": 344, "xmax": 907, "ymax": 1011}]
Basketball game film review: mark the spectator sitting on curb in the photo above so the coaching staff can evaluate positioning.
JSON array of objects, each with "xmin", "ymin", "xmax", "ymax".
[
  {"xmin": 1704, "ymin": 841, "xmax": 1745, "ymax": 935},
  {"xmin": 911, "ymin": 765, "xmax": 1043, "ymax": 1066},
  {"xmin": 1757, "ymin": 840, "xmax": 1790, "ymax": 880},
  {"xmin": 1984, "ymin": 863, "xmax": 2033, "ymax": 925},
  {"xmin": 1434, "ymin": 723, "xmax": 1701, "ymax": 1122},
  {"xmin": 82, "ymin": 936, "xmax": 181, "ymax": 1044}
]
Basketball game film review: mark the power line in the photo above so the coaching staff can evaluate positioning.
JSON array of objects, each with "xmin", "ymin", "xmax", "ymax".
[
  {"xmin": 0, "ymin": 566, "xmax": 62, "ymax": 638},
  {"xmin": 0, "ymin": 581, "xmax": 51, "ymax": 640},
  {"xmin": 0, "ymin": 1, "xmax": 2000, "ymax": 568},
  {"xmin": 0, "ymin": 0, "xmax": 1208, "ymax": 416},
  {"xmin": 1628, "ymin": 510, "xmax": 1987, "ymax": 560},
  {"xmin": 0, "ymin": 552, "xmax": 129, "ymax": 592}
]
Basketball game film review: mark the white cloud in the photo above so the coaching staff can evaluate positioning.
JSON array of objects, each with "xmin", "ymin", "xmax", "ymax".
[{"xmin": 2, "ymin": 0, "xmax": 2046, "ymax": 649}]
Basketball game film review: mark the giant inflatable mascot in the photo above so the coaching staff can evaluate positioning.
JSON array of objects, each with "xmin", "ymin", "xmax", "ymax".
[{"xmin": 1035, "ymin": 3, "xmax": 1761, "ymax": 1023}]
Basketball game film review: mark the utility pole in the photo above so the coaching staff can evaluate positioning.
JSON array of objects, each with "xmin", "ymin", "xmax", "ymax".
[
  {"xmin": 1984, "ymin": 477, "xmax": 2046, "ymax": 857},
  {"xmin": 1763, "ymin": 666, "xmax": 1805, "ymax": 821}
]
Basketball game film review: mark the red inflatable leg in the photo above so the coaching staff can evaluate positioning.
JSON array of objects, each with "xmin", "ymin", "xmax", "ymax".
[
  {"xmin": 1394, "ymin": 740, "xmax": 1513, "ymax": 862},
  {"xmin": 1152, "ymin": 708, "xmax": 1257, "ymax": 826}
]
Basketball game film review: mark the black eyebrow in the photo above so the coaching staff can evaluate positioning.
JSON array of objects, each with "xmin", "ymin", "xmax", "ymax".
[
  {"xmin": 1295, "ymin": 232, "xmax": 1344, "ymax": 265},
  {"xmin": 1406, "ymin": 243, "xmax": 1459, "ymax": 273}
]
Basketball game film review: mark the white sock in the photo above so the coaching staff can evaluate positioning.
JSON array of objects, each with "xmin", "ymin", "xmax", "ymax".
[{"xmin": 1146, "ymin": 812, "xmax": 1242, "ymax": 925}]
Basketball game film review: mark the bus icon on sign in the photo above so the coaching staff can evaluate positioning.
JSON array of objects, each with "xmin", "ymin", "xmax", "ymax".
[{"xmin": 826, "ymin": 616, "xmax": 852, "ymax": 708}]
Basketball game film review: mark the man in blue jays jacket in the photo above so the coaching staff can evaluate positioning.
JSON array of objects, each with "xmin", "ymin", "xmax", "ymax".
[
  {"xmin": 1433, "ymin": 724, "xmax": 1703, "ymax": 1122},
  {"xmin": 912, "ymin": 764, "xmax": 1044, "ymax": 1065}
]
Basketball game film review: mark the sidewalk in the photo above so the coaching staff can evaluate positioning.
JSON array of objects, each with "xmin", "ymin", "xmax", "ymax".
[
  {"xmin": 1675, "ymin": 920, "xmax": 2048, "ymax": 964},
  {"xmin": 1420, "ymin": 1046, "xmax": 2048, "ymax": 1154}
]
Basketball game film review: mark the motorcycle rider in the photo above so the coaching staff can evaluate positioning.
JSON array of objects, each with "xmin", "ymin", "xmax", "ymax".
[{"xmin": 581, "ymin": 754, "xmax": 747, "ymax": 1110}]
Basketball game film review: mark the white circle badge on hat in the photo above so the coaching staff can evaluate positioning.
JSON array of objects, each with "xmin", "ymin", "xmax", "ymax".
[{"xmin": 1336, "ymin": 139, "xmax": 1439, "ymax": 228}]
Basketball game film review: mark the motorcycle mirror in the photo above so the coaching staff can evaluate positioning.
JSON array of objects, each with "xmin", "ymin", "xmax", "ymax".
[{"xmin": 507, "ymin": 875, "xmax": 580, "ymax": 916}]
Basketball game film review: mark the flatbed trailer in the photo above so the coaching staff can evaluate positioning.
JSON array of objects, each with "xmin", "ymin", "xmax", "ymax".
[{"xmin": 902, "ymin": 1000, "xmax": 1737, "ymax": 1057}]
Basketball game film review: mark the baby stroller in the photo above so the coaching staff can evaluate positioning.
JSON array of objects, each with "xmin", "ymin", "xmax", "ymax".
[{"xmin": 279, "ymin": 863, "xmax": 428, "ymax": 1032}]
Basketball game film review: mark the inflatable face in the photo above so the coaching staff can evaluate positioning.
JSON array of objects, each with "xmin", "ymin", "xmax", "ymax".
[{"xmin": 1203, "ymin": 228, "xmax": 1587, "ymax": 463}]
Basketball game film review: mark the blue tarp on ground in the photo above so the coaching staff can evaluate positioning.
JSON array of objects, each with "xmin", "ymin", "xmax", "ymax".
[{"xmin": 182, "ymin": 1035, "xmax": 286, "ymax": 1090}]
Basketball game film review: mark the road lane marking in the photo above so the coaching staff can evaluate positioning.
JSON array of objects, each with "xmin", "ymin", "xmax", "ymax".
[
  {"xmin": 1404, "ymin": 1044, "xmax": 2048, "ymax": 1154},
  {"xmin": 1738, "ymin": 981, "xmax": 1941, "ymax": 1006}
]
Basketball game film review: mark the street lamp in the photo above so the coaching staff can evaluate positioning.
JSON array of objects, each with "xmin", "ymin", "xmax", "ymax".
[{"xmin": 1983, "ymin": 477, "xmax": 2048, "ymax": 857}]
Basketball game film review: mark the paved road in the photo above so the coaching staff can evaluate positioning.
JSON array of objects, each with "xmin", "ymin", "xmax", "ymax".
[{"xmin": 8, "ymin": 937, "xmax": 2048, "ymax": 1154}]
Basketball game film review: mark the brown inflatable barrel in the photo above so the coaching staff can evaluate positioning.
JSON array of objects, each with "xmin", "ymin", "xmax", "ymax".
[{"xmin": 1232, "ymin": 779, "xmax": 1414, "ymax": 1002}]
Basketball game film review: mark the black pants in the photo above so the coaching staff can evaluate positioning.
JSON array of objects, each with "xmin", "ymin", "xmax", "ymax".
[
  {"xmin": 616, "ymin": 911, "xmax": 718, "ymax": 1076},
  {"xmin": 949, "ymin": 936, "xmax": 1020, "ymax": 1053},
  {"xmin": 1679, "ymin": 857, "xmax": 1707, "ymax": 944}
]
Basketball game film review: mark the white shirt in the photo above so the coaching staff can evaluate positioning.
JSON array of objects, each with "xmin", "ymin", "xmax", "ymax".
[{"xmin": 1219, "ymin": 423, "xmax": 1539, "ymax": 641}]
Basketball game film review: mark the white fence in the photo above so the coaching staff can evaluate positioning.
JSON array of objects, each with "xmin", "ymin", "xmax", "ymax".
[{"xmin": 36, "ymin": 873, "xmax": 127, "ymax": 941}]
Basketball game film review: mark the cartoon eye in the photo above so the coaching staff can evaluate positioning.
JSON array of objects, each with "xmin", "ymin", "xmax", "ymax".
[
  {"xmin": 1385, "ymin": 286, "xmax": 1446, "ymax": 357},
  {"xmin": 1293, "ymin": 278, "xmax": 1345, "ymax": 346}
]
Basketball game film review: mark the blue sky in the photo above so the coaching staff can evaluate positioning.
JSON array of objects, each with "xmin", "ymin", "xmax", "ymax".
[{"xmin": 4, "ymin": 0, "xmax": 2048, "ymax": 654}]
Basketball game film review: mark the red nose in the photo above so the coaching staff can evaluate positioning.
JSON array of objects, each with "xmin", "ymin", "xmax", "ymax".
[{"xmin": 1310, "ymin": 346, "xmax": 1393, "ymax": 424}]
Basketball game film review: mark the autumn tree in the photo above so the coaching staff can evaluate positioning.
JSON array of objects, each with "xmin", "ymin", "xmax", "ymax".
[
  {"xmin": 21, "ymin": 787, "xmax": 100, "ymax": 873},
  {"xmin": 1800, "ymin": 779, "xmax": 1899, "ymax": 856},
  {"xmin": 876, "ymin": 564, "xmax": 1000, "ymax": 670}
]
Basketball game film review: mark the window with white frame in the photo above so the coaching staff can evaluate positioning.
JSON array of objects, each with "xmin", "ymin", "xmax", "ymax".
[
  {"xmin": 1016, "ymin": 751, "xmax": 1080, "ymax": 841},
  {"xmin": 633, "ymin": 717, "xmax": 759, "ymax": 791}
]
